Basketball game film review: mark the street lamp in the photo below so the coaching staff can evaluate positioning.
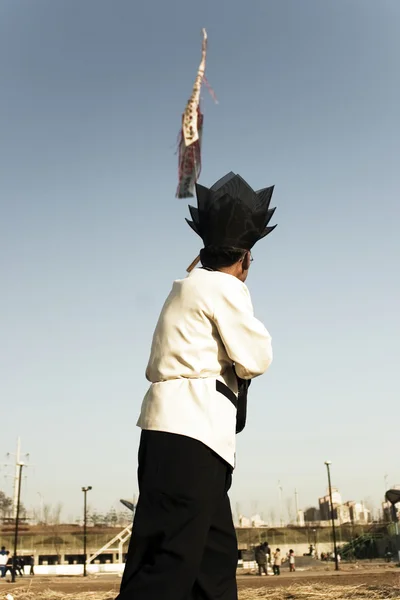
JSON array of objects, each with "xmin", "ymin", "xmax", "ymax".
[
  {"xmin": 312, "ymin": 528, "xmax": 317, "ymax": 553},
  {"xmin": 11, "ymin": 462, "xmax": 24, "ymax": 583},
  {"xmin": 82, "ymin": 486, "xmax": 92, "ymax": 577},
  {"xmin": 324, "ymin": 461, "xmax": 339, "ymax": 571}
]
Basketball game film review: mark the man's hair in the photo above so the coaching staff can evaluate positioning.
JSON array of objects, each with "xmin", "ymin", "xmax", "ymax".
[{"xmin": 200, "ymin": 245, "xmax": 246, "ymax": 269}]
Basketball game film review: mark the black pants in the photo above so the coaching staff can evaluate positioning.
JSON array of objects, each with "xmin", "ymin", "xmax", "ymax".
[
  {"xmin": 257, "ymin": 563, "xmax": 268, "ymax": 575},
  {"xmin": 273, "ymin": 565, "xmax": 280, "ymax": 575},
  {"xmin": 117, "ymin": 431, "xmax": 238, "ymax": 600}
]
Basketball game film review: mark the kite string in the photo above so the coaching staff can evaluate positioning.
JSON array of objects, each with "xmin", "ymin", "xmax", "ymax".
[{"xmin": 202, "ymin": 76, "xmax": 218, "ymax": 104}]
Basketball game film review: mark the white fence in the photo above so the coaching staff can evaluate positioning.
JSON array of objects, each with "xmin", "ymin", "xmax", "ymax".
[{"xmin": 25, "ymin": 563, "xmax": 125, "ymax": 576}]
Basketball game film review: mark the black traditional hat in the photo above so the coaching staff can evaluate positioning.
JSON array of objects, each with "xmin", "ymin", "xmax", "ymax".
[{"xmin": 186, "ymin": 172, "xmax": 276, "ymax": 250}]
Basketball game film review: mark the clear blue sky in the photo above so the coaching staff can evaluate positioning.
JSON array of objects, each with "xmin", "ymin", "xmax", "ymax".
[{"xmin": 1, "ymin": 0, "xmax": 399, "ymax": 522}]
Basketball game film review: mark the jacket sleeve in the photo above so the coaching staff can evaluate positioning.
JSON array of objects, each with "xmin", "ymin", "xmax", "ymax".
[{"xmin": 213, "ymin": 280, "xmax": 273, "ymax": 379}]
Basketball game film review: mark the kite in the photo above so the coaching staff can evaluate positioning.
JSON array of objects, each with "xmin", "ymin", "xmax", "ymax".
[{"xmin": 176, "ymin": 29, "xmax": 208, "ymax": 200}]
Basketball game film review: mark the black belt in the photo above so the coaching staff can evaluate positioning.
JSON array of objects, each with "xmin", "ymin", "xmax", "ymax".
[
  {"xmin": 216, "ymin": 379, "xmax": 250, "ymax": 434},
  {"xmin": 216, "ymin": 380, "xmax": 237, "ymax": 408}
]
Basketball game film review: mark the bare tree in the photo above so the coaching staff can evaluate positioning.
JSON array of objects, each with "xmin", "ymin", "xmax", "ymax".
[
  {"xmin": 31, "ymin": 507, "xmax": 41, "ymax": 524},
  {"xmin": 235, "ymin": 503, "xmax": 241, "ymax": 524},
  {"xmin": 42, "ymin": 503, "xmax": 52, "ymax": 525},
  {"xmin": 107, "ymin": 508, "xmax": 118, "ymax": 527},
  {"xmin": 286, "ymin": 498, "xmax": 294, "ymax": 524},
  {"xmin": 0, "ymin": 490, "xmax": 27, "ymax": 522},
  {"xmin": 269, "ymin": 509, "xmax": 276, "ymax": 527},
  {"xmin": 90, "ymin": 511, "xmax": 101, "ymax": 527},
  {"xmin": 363, "ymin": 497, "xmax": 375, "ymax": 522},
  {"xmin": 49, "ymin": 503, "xmax": 64, "ymax": 561},
  {"xmin": 0, "ymin": 491, "xmax": 12, "ymax": 522},
  {"xmin": 117, "ymin": 510, "xmax": 132, "ymax": 527},
  {"xmin": 52, "ymin": 503, "xmax": 63, "ymax": 524},
  {"xmin": 38, "ymin": 503, "xmax": 64, "ymax": 562}
]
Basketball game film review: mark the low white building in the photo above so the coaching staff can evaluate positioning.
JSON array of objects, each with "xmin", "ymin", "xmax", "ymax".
[
  {"xmin": 238, "ymin": 515, "xmax": 251, "ymax": 527},
  {"xmin": 237, "ymin": 514, "xmax": 267, "ymax": 527},
  {"xmin": 251, "ymin": 514, "xmax": 266, "ymax": 527}
]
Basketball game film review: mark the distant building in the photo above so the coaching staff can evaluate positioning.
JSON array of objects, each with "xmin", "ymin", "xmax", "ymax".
[
  {"xmin": 304, "ymin": 507, "xmax": 321, "ymax": 523},
  {"xmin": 319, "ymin": 496, "xmax": 331, "ymax": 521},
  {"xmin": 319, "ymin": 489, "xmax": 359, "ymax": 524},
  {"xmin": 238, "ymin": 515, "xmax": 251, "ymax": 527},
  {"xmin": 319, "ymin": 488, "xmax": 343, "ymax": 521},
  {"xmin": 297, "ymin": 510, "xmax": 305, "ymax": 527},
  {"xmin": 345, "ymin": 501, "xmax": 371, "ymax": 524},
  {"xmin": 336, "ymin": 503, "xmax": 351, "ymax": 524},
  {"xmin": 237, "ymin": 514, "xmax": 267, "ymax": 527},
  {"xmin": 251, "ymin": 514, "xmax": 266, "ymax": 527}
]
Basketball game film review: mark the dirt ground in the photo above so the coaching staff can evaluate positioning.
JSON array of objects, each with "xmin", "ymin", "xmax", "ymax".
[
  {"xmin": 0, "ymin": 565, "xmax": 399, "ymax": 598},
  {"xmin": 237, "ymin": 562, "xmax": 400, "ymax": 588}
]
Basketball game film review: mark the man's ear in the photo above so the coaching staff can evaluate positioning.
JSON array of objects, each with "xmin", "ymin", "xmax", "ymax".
[{"xmin": 242, "ymin": 251, "xmax": 251, "ymax": 271}]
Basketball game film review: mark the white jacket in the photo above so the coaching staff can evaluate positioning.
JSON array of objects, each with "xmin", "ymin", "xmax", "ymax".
[{"xmin": 137, "ymin": 268, "xmax": 272, "ymax": 467}]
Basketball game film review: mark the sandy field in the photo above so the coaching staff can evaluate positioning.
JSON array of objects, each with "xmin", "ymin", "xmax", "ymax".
[{"xmin": 0, "ymin": 564, "xmax": 399, "ymax": 599}]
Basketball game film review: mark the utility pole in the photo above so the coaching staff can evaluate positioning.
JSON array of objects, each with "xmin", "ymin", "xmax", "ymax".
[
  {"xmin": 4, "ymin": 438, "xmax": 30, "ymax": 583},
  {"xmin": 295, "ymin": 489, "xmax": 299, "ymax": 524},
  {"xmin": 82, "ymin": 486, "xmax": 92, "ymax": 576},
  {"xmin": 11, "ymin": 461, "xmax": 24, "ymax": 583},
  {"xmin": 325, "ymin": 461, "xmax": 339, "ymax": 571},
  {"xmin": 278, "ymin": 481, "xmax": 284, "ymax": 527},
  {"xmin": 13, "ymin": 438, "xmax": 21, "ymax": 519},
  {"xmin": 5, "ymin": 437, "xmax": 29, "ymax": 520}
]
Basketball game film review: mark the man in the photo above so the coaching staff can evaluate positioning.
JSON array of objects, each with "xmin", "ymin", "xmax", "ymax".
[
  {"xmin": 0, "ymin": 547, "xmax": 7, "ymax": 578},
  {"xmin": 117, "ymin": 172, "xmax": 277, "ymax": 600},
  {"xmin": 27, "ymin": 554, "xmax": 35, "ymax": 576},
  {"xmin": 255, "ymin": 542, "xmax": 269, "ymax": 576},
  {"xmin": 4, "ymin": 552, "xmax": 13, "ymax": 578},
  {"xmin": 265, "ymin": 541, "xmax": 271, "ymax": 566},
  {"xmin": 15, "ymin": 556, "xmax": 24, "ymax": 577}
]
